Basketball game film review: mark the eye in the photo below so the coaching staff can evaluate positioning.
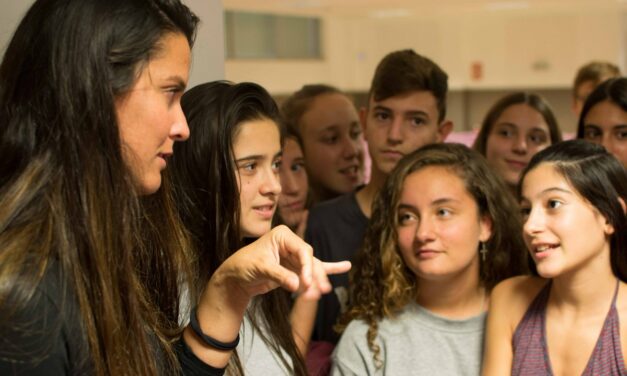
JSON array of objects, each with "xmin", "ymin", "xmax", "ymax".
[
  {"xmin": 374, "ymin": 111, "xmax": 391, "ymax": 121},
  {"xmin": 529, "ymin": 132, "xmax": 548, "ymax": 145},
  {"xmin": 164, "ymin": 87, "xmax": 183, "ymax": 106},
  {"xmin": 410, "ymin": 117, "xmax": 426, "ymax": 127},
  {"xmin": 272, "ymin": 158, "xmax": 282, "ymax": 172},
  {"xmin": 436, "ymin": 208, "xmax": 452, "ymax": 217},
  {"xmin": 350, "ymin": 128, "xmax": 362, "ymax": 140},
  {"xmin": 614, "ymin": 127, "xmax": 627, "ymax": 140},
  {"xmin": 547, "ymin": 199, "xmax": 562, "ymax": 210},
  {"xmin": 239, "ymin": 162, "xmax": 256, "ymax": 172},
  {"xmin": 520, "ymin": 206, "xmax": 531, "ymax": 219},
  {"xmin": 291, "ymin": 162, "xmax": 305, "ymax": 172},
  {"xmin": 398, "ymin": 211, "xmax": 417, "ymax": 225},
  {"xmin": 496, "ymin": 127, "xmax": 514, "ymax": 138},
  {"xmin": 583, "ymin": 127, "xmax": 602, "ymax": 140},
  {"xmin": 321, "ymin": 135, "xmax": 338, "ymax": 144}
]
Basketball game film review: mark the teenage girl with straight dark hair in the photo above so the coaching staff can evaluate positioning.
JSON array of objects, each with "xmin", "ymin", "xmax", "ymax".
[
  {"xmin": 576, "ymin": 77, "xmax": 627, "ymax": 168},
  {"xmin": 169, "ymin": 81, "xmax": 308, "ymax": 375},
  {"xmin": 483, "ymin": 140, "xmax": 627, "ymax": 375}
]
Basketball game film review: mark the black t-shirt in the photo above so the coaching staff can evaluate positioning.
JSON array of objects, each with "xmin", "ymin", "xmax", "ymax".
[
  {"xmin": 305, "ymin": 192, "xmax": 369, "ymax": 344},
  {"xmin": 0, "ymin": 263, "xmax": 224, "ymax": 375}
]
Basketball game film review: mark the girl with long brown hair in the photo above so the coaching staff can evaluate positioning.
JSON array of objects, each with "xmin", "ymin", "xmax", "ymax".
[
  {"xmin": 169, "ymin": 81, "xmax": 309, "ymax": 375},
  {"xmin": 483, "ymin": 140, "xmax": 627, "ymax": 375},
  {"xmin": 333, "ymin": 143, "xmax": 527, "ymax": 375}
]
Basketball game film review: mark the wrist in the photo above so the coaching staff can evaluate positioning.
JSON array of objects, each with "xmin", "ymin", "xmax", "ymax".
[{"xmin": 208, "ymin": 263, "xmax": 251, "ymax": 313}]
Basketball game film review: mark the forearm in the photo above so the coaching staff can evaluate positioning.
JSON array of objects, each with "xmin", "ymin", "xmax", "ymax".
[
  {"xmin": 289, "ymin": 296, "xmax": 318, "ymax": 355},
  {"xmin": 183, "ymin": 269, "xmax": 249, "ymax": 368}
]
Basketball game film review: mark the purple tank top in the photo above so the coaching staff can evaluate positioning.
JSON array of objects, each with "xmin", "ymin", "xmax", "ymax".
[{"xmin": 512, "ymin": 281, "xmax": 626, "ymax": 375}]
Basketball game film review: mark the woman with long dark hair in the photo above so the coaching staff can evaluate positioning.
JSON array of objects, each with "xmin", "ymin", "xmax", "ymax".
[
  {"xmin": 473, "ymin": 92, "xmax": 562, "ymax": 193},
  {"xmin": 0, "ymin": 1, "xmax": 347, "ymax": 374},
  {"xmin": 170, "ymin": 81, "xmax": 308, "ymax": 375},
  {"xmin": 483, "ymin": 140, "xmax": 627, "ymax": 375},
  {"xmin": 576, "ymin": 77, "xmax": 627, "ymax": 168}
]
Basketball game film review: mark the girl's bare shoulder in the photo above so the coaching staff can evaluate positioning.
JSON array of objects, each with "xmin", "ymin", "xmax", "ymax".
[{"xmin": 490, "ymin": 276, "xmax": 548, "ymax": 318}]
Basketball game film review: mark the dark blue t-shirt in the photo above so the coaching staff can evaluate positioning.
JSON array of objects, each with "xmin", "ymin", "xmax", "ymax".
[{"xmin": 305, "ymin": 192, "xmax": 369, "ymax": 344}]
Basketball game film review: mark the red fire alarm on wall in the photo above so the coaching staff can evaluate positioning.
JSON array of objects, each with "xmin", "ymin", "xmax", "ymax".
[{"xmin": 471, "ymin": 61, "xmax": 483, "ymax": 81}]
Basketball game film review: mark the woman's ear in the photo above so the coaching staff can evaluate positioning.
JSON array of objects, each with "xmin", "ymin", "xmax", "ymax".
[
  {"xmin": 604, "ymin": 197, "xmax": 625, "ymax": 236},
  {"xmin": 479, "ymin": 215, "xmax": 493, "ymax": 243}
]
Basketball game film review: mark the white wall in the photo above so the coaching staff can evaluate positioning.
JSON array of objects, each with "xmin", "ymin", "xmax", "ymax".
[
  {"xmin": 188, "ymin": 0, "xmax": 225, "ymax": 87},
  {"xmin": 0, "ymin": 1, "xmax": 32, "ymax": 55},
  {"xmin": 0, "ymin": 0, "xmax": 225, "ymax": 86},
  {"xmin": 226, "ymin": 7, "xmax": 624, "ymax": 94},
  {"xmin": 225, "ymin": 6, "xmax": 624, "ymax": 133}
]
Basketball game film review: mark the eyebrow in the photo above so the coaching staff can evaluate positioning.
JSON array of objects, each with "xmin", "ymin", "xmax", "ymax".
[
  {"xmin": 585, "ymin": 124, "xmax": 627, "ymax": 130},
  {"xmin": 496, "ymin": 122, "xmax": 547, "ymax": 132},
  {"xmin": 235, "ymin": 151, "xmax": 282, "ymax": 163},
  {"xmin": 163, "ymin": 75, "xmax": 187, "ymax": 90},
  {"xmin": 397, "ymin": 197, "xmax": 459, "ymax": 210},
  {"xmin": 521, "ymin": 187, "xmax": 573, "ymax": 201},
  {"xmin": 372, "ymin": 105, "xmax": 430, "ymax": 118},
  {"xmin": 541, "ymin": 187, "xmax": 572, "ymax": 195},
  {"xmin": 318, "ymin": 125, "xmax": 340, "ymax": 133},
  {"xmin": 432, "ymin": 197, "xmax": 459, "ymax": 205},
  {"xmin": 583, "ymin": 124, "xmax": 602, "ymax": 129}
]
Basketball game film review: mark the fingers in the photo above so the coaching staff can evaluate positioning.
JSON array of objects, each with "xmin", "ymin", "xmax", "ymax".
[
  {"xmin": 322, "ymin": 261, "xmax": 351, "ymax": 275},
  {"xmin": 308, "ymin": 259, "xmax": 332, "ymax": 294},
  {"xmin": 262, "ymin": 263, "xmax": 300, "ymax": 293},
  {"xmin": 273, "ymin": 225, "xmax": 313, "ymax": 287}
]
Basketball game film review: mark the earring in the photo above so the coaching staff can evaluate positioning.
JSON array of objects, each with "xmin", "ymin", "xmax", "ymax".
[{"xmin": 480, "ymin": 242, "xmax": 487, "ymax": 262}]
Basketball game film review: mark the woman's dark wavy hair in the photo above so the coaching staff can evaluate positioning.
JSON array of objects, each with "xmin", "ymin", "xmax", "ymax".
[
  {"xmin": 169, "ymin": 81, "xmax": 306, "ymax": 376},
  {"xmin": 0, "ymin": 0, "xmax": 197, "ymax": 374},
  {"xmin": 518, "ymin": 140, "xmax": 627, "ymax": 280},
  {"xmin": 576, "ymin": 77, "xmax": 627, "ymax": 139},
  {"xmin": 338, "ymin": 143, "xmax": 528, "ymax": 368},
  {"xmin": 473, "ymin": 92, "xmax": 562, "ymax": 158}
]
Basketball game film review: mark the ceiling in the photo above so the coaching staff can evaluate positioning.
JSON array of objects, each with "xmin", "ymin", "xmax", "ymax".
[{"xmin": 223, "ymin": 0, "xmax": 627, "ymax": 16}]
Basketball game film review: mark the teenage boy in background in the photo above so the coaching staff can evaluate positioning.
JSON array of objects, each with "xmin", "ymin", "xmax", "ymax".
[{"xmin": 305, "ymin": 49, "xmax": 453, "ymax": 347}]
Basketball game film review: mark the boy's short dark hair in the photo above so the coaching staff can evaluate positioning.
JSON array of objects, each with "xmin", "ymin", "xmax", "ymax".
[{"xmin": 369, "ymin": 49, "xmax": 448, "ymax": 122}]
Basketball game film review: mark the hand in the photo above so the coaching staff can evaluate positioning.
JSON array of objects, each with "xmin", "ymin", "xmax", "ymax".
[
  {"xmin": 215, "ymin": 224, "xmax": 350, "ymax": 300},
  {"xmin": 186, "ymin": 225, "xmax": 350, "ymax": 367}
]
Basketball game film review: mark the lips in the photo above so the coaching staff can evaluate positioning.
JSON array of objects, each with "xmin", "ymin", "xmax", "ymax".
[
  {"xmin": 339, "ymin": 165, "xmax": 360, "ymax": 180},
  {"xmin": 505, "ymin": 159, "xmax": 527, "ymax": 170},
  {"xmin": 253, "ymin": 204, "xmax": 276, "ymax": 219},
  {"xmin": 530, "ymin": 243, "xmax": 559, "ymax": 259},
  {"xmin": 157, "ymin": 152, "xmax": 171, "ymax": 168},
  {"xmin": 415, "ymin": 249, "xmax": 442, "ymax": 260},
  {"xmin": 281, "ymin": 200, "xmax": 304, "ymax": 211},
  {"xmin": 382, "ymin": 150, "xmax": 404, "ymax": 160}
]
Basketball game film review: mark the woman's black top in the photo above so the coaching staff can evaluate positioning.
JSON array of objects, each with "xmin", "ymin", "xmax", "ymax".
[{"xmin": 0, "ymin": 264, "xmax": 224, "ymax": 375}]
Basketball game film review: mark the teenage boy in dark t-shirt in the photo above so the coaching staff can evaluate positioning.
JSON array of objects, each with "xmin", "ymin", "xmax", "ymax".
[{"xmin": 305, "ymin": 49, "xmax": 453, "ymax": 345}]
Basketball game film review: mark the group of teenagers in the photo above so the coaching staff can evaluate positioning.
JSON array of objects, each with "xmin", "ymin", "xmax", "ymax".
[{"xmin": 0, "ymin": 1, "xmax": 626, "ymax": 376}]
